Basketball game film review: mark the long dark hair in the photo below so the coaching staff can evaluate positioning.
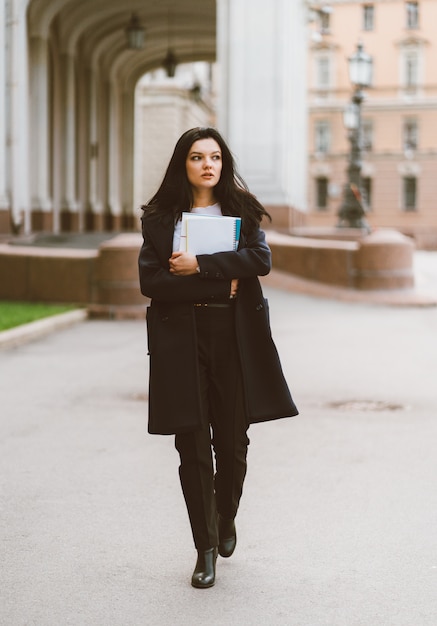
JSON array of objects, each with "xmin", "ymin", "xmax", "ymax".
[{"xmin": 142, "ymin": 127, "xmax": 270, "ymax": 232}]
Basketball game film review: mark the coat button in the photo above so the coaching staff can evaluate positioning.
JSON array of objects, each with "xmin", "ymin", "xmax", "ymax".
[
  {"xmin": 255, "ymin": 303, "xmax": 263, "ymax": 311},
  {"xmin": 161, "ymin": 316, "xmax": 169, "ymax": 322}
]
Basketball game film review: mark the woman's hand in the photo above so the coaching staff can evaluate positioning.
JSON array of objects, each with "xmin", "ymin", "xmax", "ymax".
[
  {"xmin": 169, "ymin": 253, "xmax": 239, "ymax": 300},
  {"xmin": 230, "ymin": 278, "xmax": 239, "ymax": 298},
  {"xmin": 169, "ymin": 251, "xmax": 199, "ymax": 276}
]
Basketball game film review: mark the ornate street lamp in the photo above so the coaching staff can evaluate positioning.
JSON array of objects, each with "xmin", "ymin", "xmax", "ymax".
[
  {"xmin": 162, "ymin": 9, "xmax": 178, "ymax": 77},
  {"xmin": 163, "ymin": 49, "xmax": 178, "ymax": 78},
  {"xmin": 337, "ymin": 42, "xmax": 372, "ymax": 230},
  {"xmin": 125, "ymin": 13, "xmax": 145, "ymax": 50}
]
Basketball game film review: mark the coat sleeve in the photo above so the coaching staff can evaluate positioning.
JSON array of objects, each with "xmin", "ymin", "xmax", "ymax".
[
  {"xmin": 196, "ymin": 226, "xmax": 271, "ymax": 280},
  {"xmin": 138, "ymin": 217, "xmax": 232, "ymax": 303}
]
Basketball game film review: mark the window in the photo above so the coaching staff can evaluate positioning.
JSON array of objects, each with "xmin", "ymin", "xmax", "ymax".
[
  {"xmin": 400, "ymin": 44, "xmax": 422, "ymax": 93},
  {"xmin": 404, "ymin": 49, "xmax": 419, "ymax": 88},
  {"xmin": 362, "ymin": 177, "xmax": 372, "ymax": 209},
  {"xmin": 315, "ymin": 120, "xmax": 330, "ymax": 154},
  {"xmin": 319, "ymin": 10, "xmax": 330, "ymax": 33},
  {"xmin": 316, "ymin": 56, "xmax": 331, "ymax": 90},
  {"xmin": 406, "ymin": 2, "xmax": 419, "ymax": 29},
  {"xmin": 403, "ymin": 118, "xmax": 418, "ymax": 151},
  {"xmin": 363, "ymin": 5, "xmax": 374, "ymax": 31},
  {"xmin": 403, "ymin": 176, "xmax": 417, "ymax": 210},
  {"xmin": 316, "ymin": 177, "xmax": 329, "ymax": 210},
  {"xmin": 362, "ymin": 119, "xmax": 373, "ymax": 152}
]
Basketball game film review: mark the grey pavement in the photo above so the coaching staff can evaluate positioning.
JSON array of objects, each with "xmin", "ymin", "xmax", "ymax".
[
  {"xmin": 415, "ymin": 250, "xmax": 437, "ymax": 297},
  {"xmin": 1, "ymin": 284, "xmax": 437, "ymax": 626}
]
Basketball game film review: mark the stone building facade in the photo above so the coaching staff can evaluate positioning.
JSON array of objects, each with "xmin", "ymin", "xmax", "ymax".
[
  {"xmin": 307, "ymin": 0, "xmax": 437, "ymax": 247},
  {"xmin": 0, "ymin": 0, "xmax": 308, "ymax": 237},
  {"xmin": 134, "ymin": 71, "xmax": 215, "ymax": 210}
]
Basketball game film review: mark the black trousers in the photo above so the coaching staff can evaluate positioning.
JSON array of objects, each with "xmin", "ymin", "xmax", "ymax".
[{"xmin": 175, "ymin": 305, "xmax": 250, "ymax": 551}]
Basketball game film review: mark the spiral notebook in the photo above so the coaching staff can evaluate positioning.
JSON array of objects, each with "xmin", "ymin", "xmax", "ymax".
[{"xmin": 179, "ymin": 213, "xmax": 241, "ymax": 255}]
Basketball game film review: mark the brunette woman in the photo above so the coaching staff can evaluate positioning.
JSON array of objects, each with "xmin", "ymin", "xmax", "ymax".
[{"xmin": 138, "ymin": 127, "xmax": 298, "ymax": 588}]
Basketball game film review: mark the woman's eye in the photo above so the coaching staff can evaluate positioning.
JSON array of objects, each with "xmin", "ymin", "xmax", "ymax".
[{"xmin": 212, "ymin": 155, "xmax": 221, "ymax": 161}]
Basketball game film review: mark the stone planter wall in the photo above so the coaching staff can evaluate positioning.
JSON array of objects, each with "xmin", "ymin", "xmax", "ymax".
[{"xmin": 0, "ymin": 229, "xmax": 415, "ymax": 319}]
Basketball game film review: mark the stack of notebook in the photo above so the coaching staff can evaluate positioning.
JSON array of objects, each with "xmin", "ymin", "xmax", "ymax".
[{"xmin": 179, "ymin": 213, "xmax": 242, "ymax": 255}]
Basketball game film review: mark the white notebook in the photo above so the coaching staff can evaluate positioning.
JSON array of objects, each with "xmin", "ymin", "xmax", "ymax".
[{"xmin": 179, "ymin": 213, "xmax": 241, "ymax": 255}]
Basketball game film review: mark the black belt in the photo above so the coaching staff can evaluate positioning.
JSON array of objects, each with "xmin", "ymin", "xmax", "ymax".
[{"xmin": 194, "ymin": 301, "xmax": 234, "ymax": 308}]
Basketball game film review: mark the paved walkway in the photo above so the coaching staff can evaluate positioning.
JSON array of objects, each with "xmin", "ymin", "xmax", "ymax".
[{"xmin": 1, "ymin": 284, "xmax": 437, "ymax": 625}]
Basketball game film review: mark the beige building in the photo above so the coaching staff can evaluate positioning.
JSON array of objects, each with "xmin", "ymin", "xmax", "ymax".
[{"xmin": 307, "ymin": 0, "xmax": 437, "ymax": 247}]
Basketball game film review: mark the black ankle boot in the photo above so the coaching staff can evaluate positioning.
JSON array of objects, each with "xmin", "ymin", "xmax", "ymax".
[
  {"xmin": 218, "ymin": 515, "xmax": 237, "ymax": 558},
  {"xmin": 191, "ymin": 547, "xmax": 218, "ymax": 589}
]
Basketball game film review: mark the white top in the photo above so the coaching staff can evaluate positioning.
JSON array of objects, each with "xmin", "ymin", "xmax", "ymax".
[{"xmin": 172, "ymin": 203, "xmax": 222, "ymax": 252}]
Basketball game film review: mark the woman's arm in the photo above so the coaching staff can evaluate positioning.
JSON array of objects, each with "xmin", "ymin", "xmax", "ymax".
[
  {"xmin": 195, "ymin": 227, "xmax": 271, "ymax": 280},
  {"xmin": 138, "ymin": 221, "xmax": 232, "ymax": 303}
]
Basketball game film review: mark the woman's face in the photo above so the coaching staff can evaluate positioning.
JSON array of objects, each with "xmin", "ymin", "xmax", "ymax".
[{"xmin": 185, "ymin": 138, "xmax": 223, "ymax": 194}]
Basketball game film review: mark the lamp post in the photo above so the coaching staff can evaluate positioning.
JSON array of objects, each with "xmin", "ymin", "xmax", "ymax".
[{"xmin": 337, "ymin": 42, "xmax": 372, "ymax": 231}]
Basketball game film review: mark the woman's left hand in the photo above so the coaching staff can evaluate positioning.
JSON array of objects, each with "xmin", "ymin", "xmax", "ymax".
[{"xmin": 169, "ymin": 251, "xmax": 199, "ymax": 276}]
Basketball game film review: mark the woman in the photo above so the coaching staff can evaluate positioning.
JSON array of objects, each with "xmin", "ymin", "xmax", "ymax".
[{"xmin": 138, "ymin": 127, "xmax": 298, "ymax": 589}]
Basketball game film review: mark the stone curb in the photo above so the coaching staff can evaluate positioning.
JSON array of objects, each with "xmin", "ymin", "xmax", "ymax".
[
  {"xmin": 0, "ymin": 309, "xmax": 88, "ymax": 350},
  {"xmin": 262, "ymin": 268, "xmax": 437, "ymax": 307}
]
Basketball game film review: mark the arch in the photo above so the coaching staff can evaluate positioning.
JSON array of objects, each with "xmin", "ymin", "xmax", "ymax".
[{"xmin": 23, "ymin": 0, "xmax": 217, "ymax": 233}]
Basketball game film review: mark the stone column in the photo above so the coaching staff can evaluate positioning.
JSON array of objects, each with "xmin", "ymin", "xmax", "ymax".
[
  {"xmin": 59, "ymin": 52, "xmax": 79, "ymax": 230},
  {"xmin": 0, "ymin": 0, "xmax": 9, "ymax": 227},
  {"xmin": 217, "ymin": 0, "xmax": 308, "ymax": 226},
  {"xmin": 96, "ymin": 78, "xmax": 109, "ymax": 231},
  {"xmin": 88, "ymin": 68, "xmax": 101, "ymax": 220},
  {"xmin": 7, "ymin": 0, "xmax": 31, "ymax": 234},
  {"xmin": 122, "ymin": 89, "xmax": 135, "ymax": 229},
  {"xmin": 75, "ymin": 60, "xmax": 92, "ymax": 233},
  {"xmin": 29, "ymin": 36, "xmax": 52, "ymax": 217},
  {"xmin": 108, "ymin": 80, "xmax": 122, "ymax": 229}
]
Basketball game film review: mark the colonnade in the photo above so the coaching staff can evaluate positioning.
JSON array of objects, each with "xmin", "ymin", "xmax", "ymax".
[{"xmin": 0, "ymin": 0, "xmax": 308, "ymax": 236}]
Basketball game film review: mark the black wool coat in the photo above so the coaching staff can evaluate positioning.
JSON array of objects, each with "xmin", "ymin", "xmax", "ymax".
[{"xmin": 138, "ymin": 211, "xmax": 298, "ymax": 435}]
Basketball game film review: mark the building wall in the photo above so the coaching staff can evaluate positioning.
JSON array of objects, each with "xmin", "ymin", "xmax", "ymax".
[
  {"xmin": 307, "ymin": 0, "xmax": 437, "ymax": 246},
  {"xmin": 134, "ymin": 83, "xmax": 213, "ymax": 211}
]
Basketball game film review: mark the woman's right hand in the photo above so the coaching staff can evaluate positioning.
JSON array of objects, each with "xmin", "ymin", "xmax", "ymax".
[{"xmin": 230, "ymin": 278, "xmax": 239, "ymax": 299}]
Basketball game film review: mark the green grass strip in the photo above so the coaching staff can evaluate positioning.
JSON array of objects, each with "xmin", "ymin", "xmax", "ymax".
[{"xmin": 0, "ymin": 302, "xmax": 77, "ymax": 332}]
